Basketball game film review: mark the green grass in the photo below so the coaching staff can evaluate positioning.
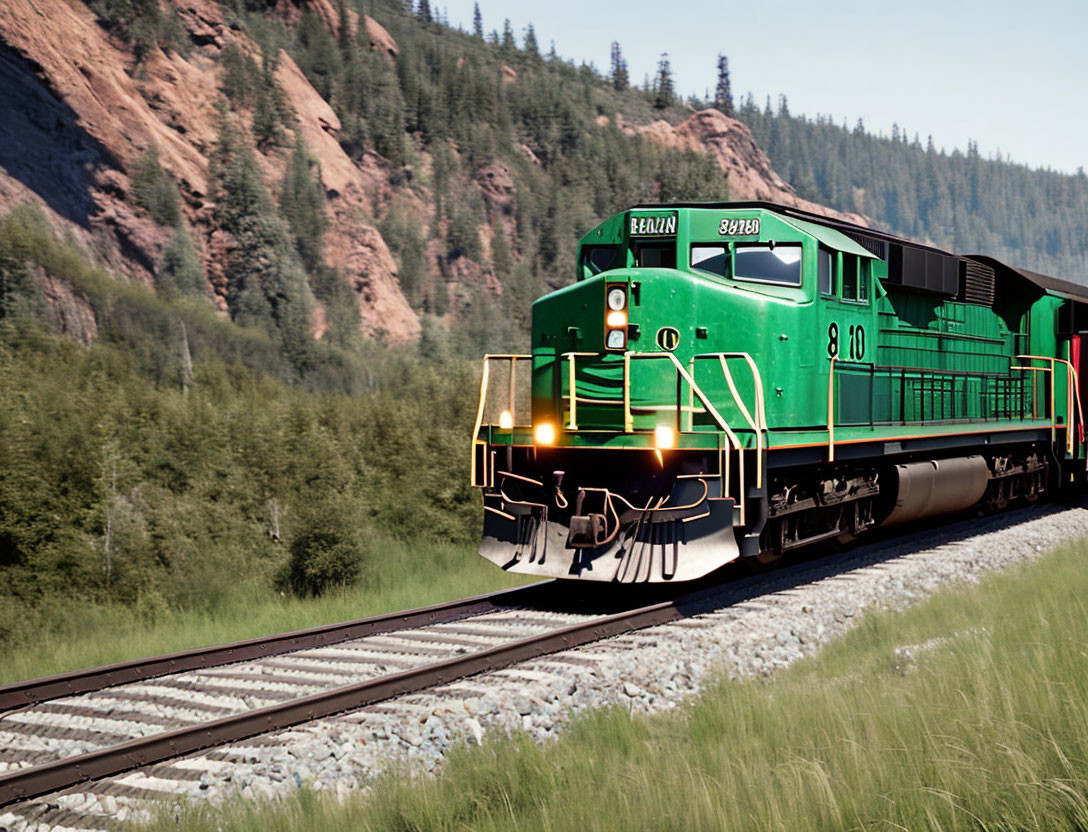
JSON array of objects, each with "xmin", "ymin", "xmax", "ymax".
[
  {"xmin": 0, "ymin": 538, "xmax": 532, "ymax": 684},
  {"xmin": 142, "ymin": 538, "xmax": 1088, "ymax": 832}
]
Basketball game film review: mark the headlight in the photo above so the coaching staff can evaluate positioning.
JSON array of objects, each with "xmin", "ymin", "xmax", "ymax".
[
  {"xmin": 533, "ymin": 423, "xmax": 556, "ymax": 445},
  {"xmin": 498, "ymin": 410, "xmax": 513, "ymax": 429},
  {"xmin": 606, "ymin": 310, "xmax": 627, "ymax": 328},
  {"xmin": 606, "ymin": 329, "xmax": 626, "ymax": 350},
  {"xmin": 607, "ymin": 287, "xmax": 627, "ymax": 310}
]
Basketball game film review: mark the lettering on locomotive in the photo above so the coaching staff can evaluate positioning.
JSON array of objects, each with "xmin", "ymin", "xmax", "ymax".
[
  {"xmin": 629, "ymin": 213, "xmax": 677, "ymax": 237},
  {"xmin": 656, "ymin": 326, "xmax": 680, "ymax": 351}
]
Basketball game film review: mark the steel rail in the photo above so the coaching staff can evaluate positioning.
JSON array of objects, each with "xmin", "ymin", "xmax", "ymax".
[
  {"xmin": 0, "ymin": 581, "xmax": 555, "ymax": 712},
  {"xmin": 0, "ymin": 502, "xmax": 1055, "ymax": 811},
  {"xmin": 0, "ymin": 581, "xmax": 736, "ymax": 808}
]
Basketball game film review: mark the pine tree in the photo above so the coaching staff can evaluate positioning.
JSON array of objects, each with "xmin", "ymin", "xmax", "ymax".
[
  {"xmin": 129, "ymin": 145, "xmax": 182, "ymax": 227},
  {"xmin": 610, "ymin": 42, "xmax": 629, "ymax": 92},
  {"xmin": 714, "ymin": 54, "xmax": 734, "ymax": 116},
  {"xmin": 279, "ymin": 136, "xmax": 328, "ymax": 273},
  {"xmin": 252, "ymin": 49, "xmax": 291, "ymax": 150},
  {"xmin": 472, "ymin": 2, "xmax": 483, "ymax": 38},
  {"xmin": 501, "ymin": 19, "xmax": 515, "ymax": 53},
  {"xmin": 653, "ymin": 53, "xmax": 674, "ymax": 110},
  {"xmin": 490, "ymin": 223, "xmax": 512, "ymax": 279},
  {"xmin": 157, "ymin": 225, "xmax": 205, "ymax": 296},
  {"xmin": 416, "ymin": 0, "xmax": 432, "ymax": 23},
  {"xmin": 524, "ymin": 24, "xmax": 539, "ymax": 59}
]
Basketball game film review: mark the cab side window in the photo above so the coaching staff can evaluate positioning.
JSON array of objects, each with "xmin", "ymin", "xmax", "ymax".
[
  {"xmin": 818, "ymin": 248, "xmax": 833, "ymax": 295},
  {"xmin": 635, "ymin": 243, "xmax": 676, "ymax": 269},
  {"xmin": 581, "ymin": 246, "xmax": 619, "ymax": 279},
  {"xmin": 841, "ymin": 253, "xmax": 859, "ymax": 300}
]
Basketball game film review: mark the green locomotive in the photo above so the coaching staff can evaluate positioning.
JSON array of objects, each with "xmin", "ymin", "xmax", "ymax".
[{"xmin": 471, "ymin": 202, "xmax": 1087, "ymax": 583}]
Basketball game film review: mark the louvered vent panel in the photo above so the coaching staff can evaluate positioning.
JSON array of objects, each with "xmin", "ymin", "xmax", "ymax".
[{"xmin": 960, "ymin": 261, "xmax": 996, "ymax": 306}]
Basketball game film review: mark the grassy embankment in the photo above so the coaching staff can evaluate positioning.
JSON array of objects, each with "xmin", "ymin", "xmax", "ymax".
[
  {"xmin": 0, "ymin": 206, "xmax": 531, "ymax": 683},
  {"xmin": 145, "ymin": 538, "xmax": 1088, "ymax": 832},
  {"xmin": 0, "ymin": 541, "xmax": 532, "ymax": 685}
]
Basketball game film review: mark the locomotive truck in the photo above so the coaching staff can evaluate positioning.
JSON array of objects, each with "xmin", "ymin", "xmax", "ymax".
[{"xmin": 470, "ymin": 201, "xmax": 1087, "ymax": 583}]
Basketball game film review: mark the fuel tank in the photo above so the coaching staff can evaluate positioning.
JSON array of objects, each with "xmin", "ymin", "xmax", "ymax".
[{"xmin": 881, "ymin": 455, "xmax": 990, "ymax": 526}]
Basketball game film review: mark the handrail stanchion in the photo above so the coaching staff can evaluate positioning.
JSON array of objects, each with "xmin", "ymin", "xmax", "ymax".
[
  {"xmin": 827, "ymin": 355, "xmax": 837, "ymax": 462},
  {"xmin": 623, "ymin": 352, "xmax": 633, "ymax": 432},
  {"xmin": 568, "ymin": 353, "xmax": 577, "ymax": 430},
  {"xmin": 470, "ymin": 357, "xmax": 492, "ymax": 487}
]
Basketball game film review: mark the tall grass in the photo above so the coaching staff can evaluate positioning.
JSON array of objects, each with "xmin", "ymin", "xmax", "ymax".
[
  {"xmin": 145, "ymin": 539, "xmax": 1088, "ymax": 832},
  {"xmin": 0, "ymin": 539, "xmax": 532, "ymax": 684}
]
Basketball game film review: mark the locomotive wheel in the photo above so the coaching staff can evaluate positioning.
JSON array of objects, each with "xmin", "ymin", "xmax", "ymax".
[{"xmin": 755, "ymin": 547, "xmax": 782, "ymax": 566}]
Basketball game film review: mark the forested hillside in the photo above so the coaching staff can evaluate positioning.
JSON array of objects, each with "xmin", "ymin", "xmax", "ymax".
[
  {"xmin": 738, "ymin": 97, "xmax": 1088, "ymax": 277},
  {"xmin": 2, "ymin": 0, "xmax": 1086, "ymax": 660}
]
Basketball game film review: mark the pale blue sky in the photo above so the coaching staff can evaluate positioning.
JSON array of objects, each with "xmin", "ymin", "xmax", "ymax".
[{"xmin": 438, "ymin": 1, "xmax": 1086, "ymax": 174}]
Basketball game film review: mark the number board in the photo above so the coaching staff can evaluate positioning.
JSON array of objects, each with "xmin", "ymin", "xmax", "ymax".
[
  {"xmin": 629, "ymin": 212, "xmax": 677, "ymax": 237},
  {"xmin": 718, "ymin": 217, "xmax": 760, "ymax": 237}
]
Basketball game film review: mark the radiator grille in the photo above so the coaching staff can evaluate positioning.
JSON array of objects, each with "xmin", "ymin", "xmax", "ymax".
[{"xmin": 960, "ymin": 260, "xmax": 996, "ymax": 306}]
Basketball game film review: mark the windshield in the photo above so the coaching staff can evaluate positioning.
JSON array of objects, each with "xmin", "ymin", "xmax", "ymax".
[{"xmin": 733, "ymin": 244, "xmax": 802, "ymax": 286}]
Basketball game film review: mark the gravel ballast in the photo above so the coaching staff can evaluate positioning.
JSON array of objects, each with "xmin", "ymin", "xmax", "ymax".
[{"xmin": 4, "ymin": 503, "xmax": 1087, "ymax": 831}]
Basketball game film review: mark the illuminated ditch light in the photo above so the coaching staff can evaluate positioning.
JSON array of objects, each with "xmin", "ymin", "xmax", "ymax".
[
  {"xmin": 499, "ymin": 410, "xmax": 513, "ymax": 429},
  {"xmin": 654, "ymin": 425, "xmax": 675, "ymax": 449},
  {"xmin": 534, "ymin": 423, "xmax": 556, "ymax": 445}
]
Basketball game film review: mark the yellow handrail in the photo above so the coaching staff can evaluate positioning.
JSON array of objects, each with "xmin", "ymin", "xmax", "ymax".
[
  {"xmin": 712, "ymin": 353, "xmax": 767, "ymax": 488},
  {"xmin": 622, "ymin": 351, "xmax": 742, "ymax": 450},
  {"xmin": 1015, "ymin": 355, "xmax": 1084, "ymax": 455},
  {"xmin": 470, "ymin": 354, "xmax": 531, "ymax": 487},
  {"xmin": 560, "ymin": 352, "xmax": 599, "ymax": 430}
]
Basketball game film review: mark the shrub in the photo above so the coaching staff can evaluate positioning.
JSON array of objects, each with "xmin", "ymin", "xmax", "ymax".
[
  {"xmin": 130, "ymin": 146, "xmax": 182, "ymax": 227},
  {"xmin": 281, "ymin": 501, "xmax": 368, "ymax": 597}
]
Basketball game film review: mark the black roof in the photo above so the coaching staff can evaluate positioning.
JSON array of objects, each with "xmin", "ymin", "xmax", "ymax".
[
  {"xmin": 965, "ymin": 255, "xmax": 1088, "ymax": 306},
  {"xmin": 632, "ymin": 200, "xmax": 1088, "ymax": 305}
]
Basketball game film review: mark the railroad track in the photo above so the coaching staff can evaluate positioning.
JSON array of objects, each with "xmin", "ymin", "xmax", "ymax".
[
  {"xmin": 0, "ymin": 576, "xmax": 721, "ymax": 817},
  {"xmin": 0, "ymin": 505, "xmax": 1071, "ymax": 830}
]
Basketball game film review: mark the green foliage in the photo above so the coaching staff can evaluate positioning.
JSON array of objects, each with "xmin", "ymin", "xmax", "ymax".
[
  {"xmin": 129, "ymin": 145, "xmax": 182, "ymax": 227},
  {"xmin": 609, "ymin": 42, "xmax": 628, "ymax": 92},
  {"xmin": 209, "ymin": 113, "xmax": 315, "ymax": 365},
  {"xmin": 279, "ymin": 137, "xmax": 329, "ymax": 274},
  {"xmin": 88, "ymin": 0, "xmax": 189, "ymax": 62},
  {"xmin": 157, "ymin": 225, "xmax": 205, "ymax": 297},
  {"xmin": 379, "ymin": 205, "xmax": 427, "ymax": 309},
  {"xmin": 293, "ymin": 12, "xmax": 341, "ymax": 102},
  {"xmin": 445, "ymin": 194, "xmax": 483, "ymax": 261},
  {"xmin": 0, "ymin": 206, "xmax": 48, "ymax": 321},
  {"xmin": 280, "ymin": 498, "xmax": 368, "ymax": 597},
  {"xmin": 281, "ymin": 0, "xmax": 732, "ymax": 310},
  {"xmin": 653, "ymin": 53, "xmax": 674, "ymax": 110},
  {"xmin": 0, "ymin": 211, "xmax": 490, "ymax": 655},
  {"xmin": 220, "ymin": 43, "xmax": 262, "ymax": 108}
]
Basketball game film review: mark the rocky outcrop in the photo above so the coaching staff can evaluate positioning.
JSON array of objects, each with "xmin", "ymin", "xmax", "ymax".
[
  {"xmin": 275, "ymin": 50, "xmax": 419, "ymax": 340},
  {"xmin": 0, "ymin": 0, "xmax": 419, "ymax": 341},
  {"xmin": 364, "ymin": 15, "xmax": 398, "ymax": 58},
  {"xmin": 627, "ymin": 109, "xmax": 868, "ymax": 226}
]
